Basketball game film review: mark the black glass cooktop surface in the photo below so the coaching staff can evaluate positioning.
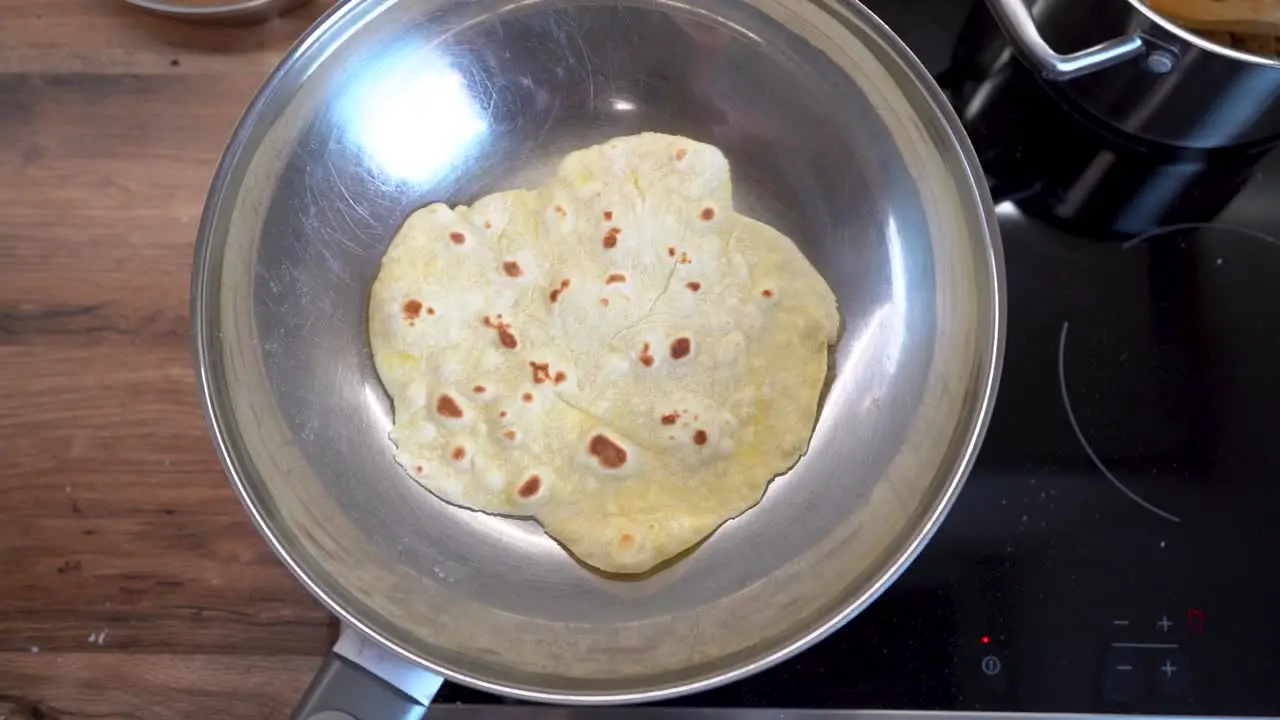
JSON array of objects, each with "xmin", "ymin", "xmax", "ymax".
[{"xmin": 437, "ymin": 1, "xmax": 1280, "ymax": 714}]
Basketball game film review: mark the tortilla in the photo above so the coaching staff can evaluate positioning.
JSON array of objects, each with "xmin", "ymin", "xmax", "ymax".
[{"xmin": 369, "ymin": 133, "xmax": 839, "ymax": 573}]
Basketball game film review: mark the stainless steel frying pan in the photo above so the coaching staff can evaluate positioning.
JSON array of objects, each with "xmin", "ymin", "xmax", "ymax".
[{"xmin": 190, "ymin": 0, "xmax": 1004, "ymax": 716}]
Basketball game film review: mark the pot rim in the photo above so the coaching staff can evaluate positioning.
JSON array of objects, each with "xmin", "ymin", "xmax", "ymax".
[{"xmin": 1127, "ymin": 0, "xmax": 1280, "ymax": 68}]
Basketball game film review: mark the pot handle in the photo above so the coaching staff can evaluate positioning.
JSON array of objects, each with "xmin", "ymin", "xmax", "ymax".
[
  {"xmin": 292, "ymin": 625, "xmax": 443, "ymax": 720},
  {"xmin": 984, "ymin": 0, "xmax": 1147, "ymax": 80}
]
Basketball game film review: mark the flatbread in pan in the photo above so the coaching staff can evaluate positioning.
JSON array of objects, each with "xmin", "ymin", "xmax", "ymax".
[{"xmin": 369, "ymin": 133, "xmax": 839, "ymax": 573}]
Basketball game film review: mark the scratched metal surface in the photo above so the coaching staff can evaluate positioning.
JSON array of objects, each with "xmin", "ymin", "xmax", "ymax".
[{"xmin": 192, "ymin": 0, "xmax": 1002, "ymax": 704}]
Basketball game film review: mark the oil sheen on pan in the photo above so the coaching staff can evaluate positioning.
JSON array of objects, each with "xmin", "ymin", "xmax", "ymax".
[{"xmin": 368, "ymin": 133, "xmax": 840, "ymax": 574}]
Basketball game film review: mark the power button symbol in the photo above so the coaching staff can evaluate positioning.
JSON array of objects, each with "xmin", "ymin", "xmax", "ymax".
[{"xmin": 981, "ymin": 655, "xmax": 1002, "ymax": 676}]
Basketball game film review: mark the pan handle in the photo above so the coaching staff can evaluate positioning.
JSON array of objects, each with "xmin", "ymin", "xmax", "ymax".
[
  {"xmin": 292, "ymin": 625, "xmax": 443, "ymax": 720},
  {"xmin": 984, "ymin": 0, "xmax": 1146, "ymax": 80}
]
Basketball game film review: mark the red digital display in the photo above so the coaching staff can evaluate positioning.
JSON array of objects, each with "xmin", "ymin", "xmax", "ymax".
[
  {"xmin": 980, "ymin": 635, "xmax": 990, "ymax": 644},
  {"xmin": 1187, "ymin": 608, "xmax": 1205, "ymax": 634}
]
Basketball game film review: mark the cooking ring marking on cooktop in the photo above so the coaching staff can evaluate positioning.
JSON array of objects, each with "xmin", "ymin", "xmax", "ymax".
[
  {"xmin": 1119, "ymin": 221, "xmax": 1280, "ymax": 252},
  {"xmin": 1057, "ymin": 321, "xmax": 1182, "ymax": 523}
]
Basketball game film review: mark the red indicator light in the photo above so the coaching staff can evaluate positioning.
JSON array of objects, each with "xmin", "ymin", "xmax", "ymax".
[
  {"xmin": 1188, "ymin": 609, "xmax": 1205, "ymax": 634},
  {"xmin": 980, "ymin": 635, "xmax": 990, "ymax": 644}
]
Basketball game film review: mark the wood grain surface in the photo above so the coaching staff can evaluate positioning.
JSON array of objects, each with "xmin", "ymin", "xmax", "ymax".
[{"xmin": 0, "ymin": 2, "xmax": 341, "ymax": 717}]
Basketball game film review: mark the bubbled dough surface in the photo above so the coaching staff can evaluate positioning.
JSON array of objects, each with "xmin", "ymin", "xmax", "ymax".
[{"xmin": 369, "ymin": 133, "xmax": 839, "ymax": 574}]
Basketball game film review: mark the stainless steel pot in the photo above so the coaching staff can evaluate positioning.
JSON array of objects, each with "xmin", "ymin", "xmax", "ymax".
[
  {"xmin": 986, "ymin": 0, "xmax": 1280, "ymax": 148},
  {"xmin": 191, "ymin": 0, "xmax": 1003, "ymax": 717}
]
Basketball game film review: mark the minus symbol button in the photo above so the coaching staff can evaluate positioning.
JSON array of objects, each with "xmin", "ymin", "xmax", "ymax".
[{"xmin": 1113, "ymin": 620, "xmax": 1130, "ymax": 626}]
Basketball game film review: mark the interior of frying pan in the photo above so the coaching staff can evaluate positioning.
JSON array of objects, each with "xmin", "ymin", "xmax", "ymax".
[{"xmin": 194, "ymin": 0, "xmax": 1001, "ymax": 703}]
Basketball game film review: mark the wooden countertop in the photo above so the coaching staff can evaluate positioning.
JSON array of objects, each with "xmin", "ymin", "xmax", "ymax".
[{"xmin": 0, "ymin": 2, "xmax": 341, "ymax": 717}]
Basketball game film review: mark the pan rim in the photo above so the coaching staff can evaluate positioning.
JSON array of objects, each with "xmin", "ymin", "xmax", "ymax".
[{"xmin": 190, "ymin": 0, "xmax": 1005, "ymax": 704}]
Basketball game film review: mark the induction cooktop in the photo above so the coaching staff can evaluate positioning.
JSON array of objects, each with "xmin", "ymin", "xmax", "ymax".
[{"xmin": 430, "ymin": 0, "xmax": 1280, "ymax": 715}]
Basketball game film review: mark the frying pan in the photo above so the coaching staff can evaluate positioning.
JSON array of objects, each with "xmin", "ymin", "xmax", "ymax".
[{"xmin": 190, "ymin": 0, "xmax": 1004, "ymax": 715}]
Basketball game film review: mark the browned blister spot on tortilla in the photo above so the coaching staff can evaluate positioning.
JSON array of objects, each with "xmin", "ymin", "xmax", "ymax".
[
  {"xmin": 414, "ymin": 465, "xmax": 424, "ymax": 474},
  {"xmin": 553, "ymin": 204, "xmax": 566, "ymax": 217},
  {"xmin": 675, "ymin": 148, "xmax": 688, "ymax": 161},
  {"xmin": 638, "ymin": 342, "xmax": 654, "ymax": 368},
  {"xmin": 482, "ymin": 315, "xmax": 519, "ymax": 349},
  {"xmin": 484, "ymin": 220, "xmax": 493, "ymax": 229},
  {"xmin": 436, "ymin": 394, "xmax": 463, "ymax": 419},
  {"xmin": 530, "ymin": 361, "xmax": 552, "ymax": 384},
  {"xmin": 549, "ymin": 278, "xmax": 571, "ymax": 303},
  {"xmin": 499, "ymin": 410, "xmax": 508, "ymax": 419},
  {"xmin": 605, "ymin": 272, "xmax": 626, "ymax": 285},
  {"xmin": 661, "ymin": 412, "xmax": 679, "ymax": 426},
  {"xmin": 686, "ymin": 281, "xmax": 701, "ymax": 292},
  {"xmin": 518, "ymin": 474, "xmax": 542, "ymax": 498},
  {"xmin": 402, "ymin": 299, "xmax": 423, "ymax": 320},
  {"xmin": 502, "ymin": 429, "xmax": 517, "ymax": 442},
  {"xmin": 692, "ymin": 429, "xmax": 708, "ymax": 446},
  {"xmin": 449, "ymin": 231, "xmax": 466, "ymax": 245},
  {"xmin": 502, "ymin": 260, "xmax": 523, "ymax": 278},
  {"xmin": 426, "ymin": 306, "xmax": 436, "ymax": 315},
  {"xmin": 599, "ymin": 298, "xmax": 610, "ymax": 307},
  {"xmin": 451, "ymin": 446, "xmax": 467, "ymax": 461},
  {"xmin": 670, "ymin": 337, "xmax": 691, "ymax": 360},
  {"xmin": 700, "ymin": 207, "xmax": 716, "ymax": 221},
  {"xmin": 588, "ymin": 434, "xmax": 628, "ymax": 470},
  {"xmin": 522, "ymin": 392, "xmax": 534, "ymax": 404},
  {"xmin": 678, "ymin": 251, "xmax": 691, "ymax": 265},
  {"xmin": 602, "ymin": 210, "xmax": 614, "ymax": 221},
  {"xmin": 761, "ymin": 288, "xmax": 775, "ymax": 298},
  {"xmin": 602, "ymin": 228, "xmax": 620, "ymax": 249},
  {"xmin": 667, "ymin": 246, "xmax": 676, "ymax": 258},
  {"xmin": 553, "ymin": 371, "xmax": 567, "ymax": 385},
  {"xmin": 472, "ymin": 385, "xmax": 486, "ymax": 394},
  {"xmin": 619, "ymin": 533, "xmax": 635, "ymax": 548}
]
